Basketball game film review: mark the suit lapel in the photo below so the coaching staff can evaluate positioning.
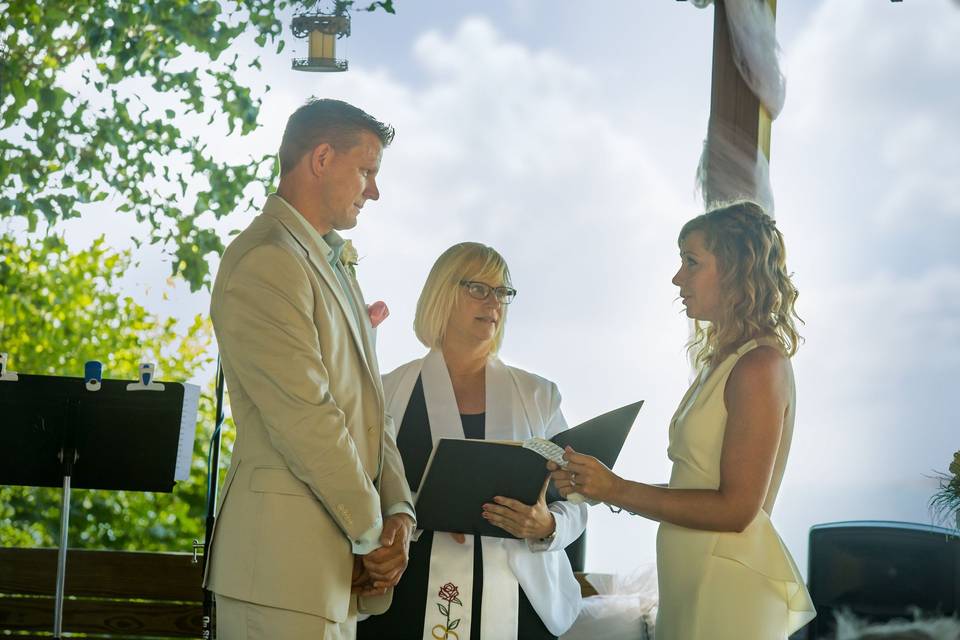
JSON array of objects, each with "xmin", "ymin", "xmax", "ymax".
[
  {"xmin": 342, "ymin": 267, "xmax": 381, "ymax": 381},
  {"xmin": 262, "ymin": 195, "xmax": 374, "ymax": 384}
]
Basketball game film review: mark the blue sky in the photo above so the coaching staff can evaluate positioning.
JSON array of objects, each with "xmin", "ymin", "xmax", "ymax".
[{"xmin": 17, "ymin": 0, "xmax": 959, "ymax": 575}]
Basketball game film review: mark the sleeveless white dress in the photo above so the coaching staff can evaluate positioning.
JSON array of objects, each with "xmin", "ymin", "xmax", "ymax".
[{"xmin": 655, "ymin": 338, "xmax": 816, "ymax": 640}]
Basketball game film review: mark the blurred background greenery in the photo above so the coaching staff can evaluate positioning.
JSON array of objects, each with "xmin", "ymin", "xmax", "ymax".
[
  {"xmin": 0, "ymin": 232, "xmax": 233, "ymax": 551},
  {"xmin": 1, "ymin": 0, "xmax": 394, "ymax": 554}
]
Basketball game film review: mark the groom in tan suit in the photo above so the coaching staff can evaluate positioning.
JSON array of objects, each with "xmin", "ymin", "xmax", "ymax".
[{"xmin": 205, "ymin": 99, "xmax": 415, "ymax": 639}]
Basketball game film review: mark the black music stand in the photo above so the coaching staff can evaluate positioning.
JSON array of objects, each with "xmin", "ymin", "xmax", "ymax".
[{"xmin": 0, "ymin": 373, "xmax": 198, "ymax": 639}]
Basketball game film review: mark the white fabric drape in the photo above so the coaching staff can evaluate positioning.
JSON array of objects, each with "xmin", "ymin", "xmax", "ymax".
[
  {"xmin": 695, "ymin": 120, "xmax": 775, "ymax": 216},
  {"xmin": 690, "ymin": 0, "xmax": 784, "ymax": 215},
  {"xmin": 690, "ymin": 0, "xmax": 785, "ymax": 118}
]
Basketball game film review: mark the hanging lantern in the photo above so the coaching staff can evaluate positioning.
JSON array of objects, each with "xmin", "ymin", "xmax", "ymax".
[{"xmin": 291, "ymin": 12, "xmax": 350, "ymax": 72}]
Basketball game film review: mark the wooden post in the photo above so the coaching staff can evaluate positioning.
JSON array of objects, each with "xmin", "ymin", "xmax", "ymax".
[{"xmin": 704, "ymin": 0, "xmax": 777, "ymax": 207}]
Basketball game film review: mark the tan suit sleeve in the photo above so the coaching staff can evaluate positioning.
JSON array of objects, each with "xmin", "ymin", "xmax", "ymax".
[
  {"xmin": 358, "ymin": 420, "xmax": 407, "ymax": 619},
  {"xmin": 215, "ymin": 244, "xmax": 380, "ymax": 542},
  {"xmin": 377, "ymin": 412, "xmax": 414, "ymax": 515}
]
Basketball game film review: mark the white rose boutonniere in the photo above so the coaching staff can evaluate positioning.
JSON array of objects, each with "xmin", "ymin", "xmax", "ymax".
[{"xmin": 340, "ymin": 239, "xmax": 359, "ymax": 276}]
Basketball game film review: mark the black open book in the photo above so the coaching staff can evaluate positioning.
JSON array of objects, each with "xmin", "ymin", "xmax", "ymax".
[{"xmin": 413, "ymin": 399, "xmax": 643, "ymax": 538}]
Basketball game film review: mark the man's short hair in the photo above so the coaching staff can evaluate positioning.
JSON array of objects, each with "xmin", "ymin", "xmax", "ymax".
[{"xmin": 278, "ymin": 98, "xmax": 395, "ymax": 176}]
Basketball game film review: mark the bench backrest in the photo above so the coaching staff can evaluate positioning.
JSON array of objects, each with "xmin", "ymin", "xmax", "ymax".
[
  {"xmin": 0, "ymin": 547, "xmax": 605, "ymax": 637},
  {"xmin": 0, "ymin": 547, "xmax": 205, "ymax": 638}
]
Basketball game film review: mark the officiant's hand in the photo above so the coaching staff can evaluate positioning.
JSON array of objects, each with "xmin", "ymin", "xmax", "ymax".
[
  {"xmin": 550, "ymin": 446, "xmax": 619, "ymax": 502},
  {"xmin": 482, "ymin": 480, "xmax": 555, "ymax": 540},
  {"xmin": 360, "ymin": 513, "xmax": 415, "ymax": 593}
]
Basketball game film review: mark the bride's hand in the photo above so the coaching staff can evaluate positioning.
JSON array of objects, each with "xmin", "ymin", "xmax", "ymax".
[{"xmin": 551, "ymin": 446, "xmax": 620, "ymax": 503}]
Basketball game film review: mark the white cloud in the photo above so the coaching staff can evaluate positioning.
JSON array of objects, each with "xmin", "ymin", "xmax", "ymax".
[
  {"xmin": 291, "ymin": 17, "xmax": 701, "ymax": 571},
  {"xmin": 17, "ymin": 1, "xmax": 959, "ymax": 578},
  {"xmin": 361, "ymin": 7, "xmax": 960, "ymax": 573},
  {"xmin": 771, "ymin": 0, "xmax": 960, "ymax": 574},
  {"xmin": 779, "ymin": 0, "xmax": 960, "ymax": 229}
]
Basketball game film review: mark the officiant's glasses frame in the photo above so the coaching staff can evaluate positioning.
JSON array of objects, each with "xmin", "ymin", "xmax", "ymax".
[{"xmin": 459, "ymin": 280, "xmax": 517, "ymax": 305}]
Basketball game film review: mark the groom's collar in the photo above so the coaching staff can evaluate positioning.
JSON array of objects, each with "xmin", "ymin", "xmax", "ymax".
[
  {"xmin": 265, "ymin": 193, "xmax": 344, "ymax": 267},
  {"xmin": 259, "ymin": 195, "xmax": 376, "ymax": 389}
]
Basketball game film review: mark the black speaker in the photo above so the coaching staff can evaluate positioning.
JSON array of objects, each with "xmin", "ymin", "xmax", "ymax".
[{"xmin": 806, "ymin": 520, "xmax": 960, "ymax": 639}]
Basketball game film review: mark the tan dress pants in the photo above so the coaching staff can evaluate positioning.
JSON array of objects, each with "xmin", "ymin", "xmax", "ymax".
[{"xmin": 215, "ymin": 594, "xmax": 358, "ymax": 640}]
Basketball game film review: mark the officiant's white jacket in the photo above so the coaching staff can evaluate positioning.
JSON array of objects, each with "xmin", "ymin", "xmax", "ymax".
[
  {"xmin": 383, "ymin": 352, "xmax": 588, "ymax": 635},
  {"xmin": 204, "ymin": 195, "xmax": 412, "ymax": 622}
]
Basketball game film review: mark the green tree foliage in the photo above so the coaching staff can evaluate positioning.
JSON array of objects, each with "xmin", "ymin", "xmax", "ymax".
[
  {"xmin": 0, "ymin": 232, "xmax": 232, "ymax": 551},
  {"xmin": 0, "ymin": 0, "xmax": 394, "ymax": 291},
  {"xmin": 0, "ymin": 0, "xmax": 395, "ymax": 550}
]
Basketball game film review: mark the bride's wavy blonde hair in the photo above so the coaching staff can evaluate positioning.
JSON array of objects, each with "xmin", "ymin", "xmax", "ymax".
[{"xmin": 680, "ymin": 200, "xmax": 802, "ymax": 370}]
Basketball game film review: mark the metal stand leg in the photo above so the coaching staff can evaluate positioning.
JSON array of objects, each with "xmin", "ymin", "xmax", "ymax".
[
  {"xmin": 201, "ymin": 360, "xmax": 226, "ymax": 640},
  {"xmin": 53, "ymin": 472, "xmax": 71, "ymax": 639}
]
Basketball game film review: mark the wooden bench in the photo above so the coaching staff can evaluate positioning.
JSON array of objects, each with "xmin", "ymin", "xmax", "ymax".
[
  {"xmin": 0, "ymin": 546, "xmax": 600, "ymax": 639},
  {"xmin": 0, "ymin": 547, "xmax": 205, "ymax": 639}
]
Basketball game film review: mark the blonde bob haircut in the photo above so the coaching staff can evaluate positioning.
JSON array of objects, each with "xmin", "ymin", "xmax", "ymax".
[
  {"xmin": 679, "ymin": 200, "xmax": 803, "ymax": 370},
  {"xmin": 414, "ymin": 242, "xmax": 512, "ymax": 356}
]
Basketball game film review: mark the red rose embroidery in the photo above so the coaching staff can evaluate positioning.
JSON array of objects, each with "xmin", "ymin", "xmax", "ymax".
[
  {"xmin": 438, "ymin": 582, "xmax": 459, "ymax": 602},
  {"xmin": 434, "ymin": 581, "xmax": 463, "ymax": 637}
]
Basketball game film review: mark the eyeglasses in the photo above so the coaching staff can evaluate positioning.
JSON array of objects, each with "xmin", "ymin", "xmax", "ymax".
[{"xmin": 459, "ymin": 280, "xmax": 517, "ymax": 305}]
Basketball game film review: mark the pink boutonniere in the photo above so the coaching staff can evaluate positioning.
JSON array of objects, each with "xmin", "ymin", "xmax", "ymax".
[{"xmin": 367, "ymin": 301, "xmax": 389, "ymax": 328}]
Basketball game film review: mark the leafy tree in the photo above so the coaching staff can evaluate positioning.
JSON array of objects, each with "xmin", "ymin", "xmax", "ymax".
[
  {"xmin": 1, "ymin": 0, "xmax": 394, "ymax": 292},
  {"xmin": 0, "ymin": 0, "xmax": 396, "ymax": 550},
  {"xmin": 0, "ymin": 232, "xmax": 231, "ymax": 551}
]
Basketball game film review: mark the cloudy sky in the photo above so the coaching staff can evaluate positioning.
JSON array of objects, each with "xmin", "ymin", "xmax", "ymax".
[{"xmin": 27, "ymin": 0, "xmax": 960, "ymax": 576}]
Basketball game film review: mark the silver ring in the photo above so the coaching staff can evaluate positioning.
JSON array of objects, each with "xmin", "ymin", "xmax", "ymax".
[{"xmin": 570, "ymin": 472, "xmax": 577, "ymax": 486}]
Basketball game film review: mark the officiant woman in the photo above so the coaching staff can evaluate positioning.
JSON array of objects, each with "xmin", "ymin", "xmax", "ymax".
[
  {"xmin": 357, "ymin": 242, "xmax": 587, "ymax": 640},
  {"xmin": 550, "ymin": 201, "xmax": 816, "ymax": 640}
]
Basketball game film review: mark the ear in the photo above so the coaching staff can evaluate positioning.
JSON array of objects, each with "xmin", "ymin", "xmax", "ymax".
[{"xmin": 308, "ymin": 142, "xmax": 335, "ymax": 176}]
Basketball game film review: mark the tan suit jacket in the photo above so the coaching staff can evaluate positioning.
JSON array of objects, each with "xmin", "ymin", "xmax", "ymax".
[{"xmin": 204, "ymin": 195, "xmax": 412, "ymax": 622}]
